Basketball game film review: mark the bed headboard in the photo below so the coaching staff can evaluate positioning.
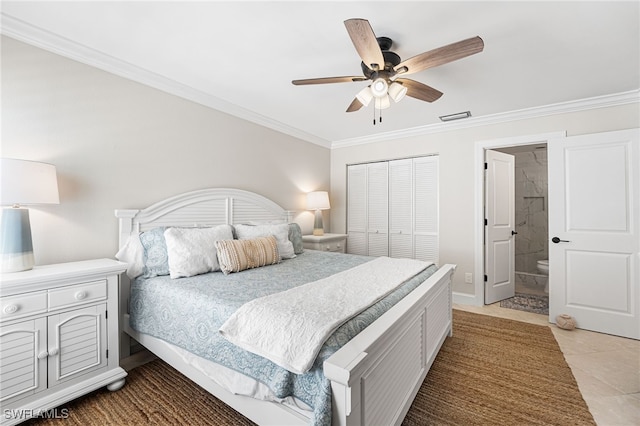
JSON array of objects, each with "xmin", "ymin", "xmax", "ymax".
[{"xmin": 115, "ymin": 188, "xmax": 293, "ymax": 248}]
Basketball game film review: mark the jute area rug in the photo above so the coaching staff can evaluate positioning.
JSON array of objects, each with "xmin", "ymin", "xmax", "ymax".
[{"xmin": 28, "ymin": 310, "xmax": 594, "ymax": 425}]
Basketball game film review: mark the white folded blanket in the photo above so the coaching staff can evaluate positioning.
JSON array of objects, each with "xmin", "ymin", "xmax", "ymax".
[{"xmin": 219, "ymin": 256, "xmax": 432, "ymax": 374}]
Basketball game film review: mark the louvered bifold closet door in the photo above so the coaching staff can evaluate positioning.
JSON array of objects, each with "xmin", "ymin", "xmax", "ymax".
[
  {"xmin": 48, "ymin": 304, "xmax": 107, "ymax": 388},
  {"xmin": 0, "ymin": 318, "xmax": 47, "ymax": 403},
  {"xmin": 389, "ymin": 159, "xmax": 414, "ymax": 259},
  {"xmin": 414, "ymin": 156, "xmax": 439, "ymax": 264},
  {"xmin": 367, "ymin": 162, "xmax": 389, "ymax": 257},
  {"xmin": 347, "ymin": 164, "xmax": 367, "ymax": 255}
]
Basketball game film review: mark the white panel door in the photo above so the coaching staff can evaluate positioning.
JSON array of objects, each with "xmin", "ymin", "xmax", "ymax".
[
  {"xmin": 485, "ymin": 150, "xmax": 516, "ymax": 304},
  {"xmin": 549, "ymin": 129, "xmax": 639, "ymax": 339},
  {"xmin": 389, "ymin": 159, "xmax": 413, "ymax": 259},
  {"xmin": 367, "ymin": 162, "xmax": 389, "ymax": 257},
  {"xmin": 347, "ymin": 164, "xmax": 367, "ymax": 255}
]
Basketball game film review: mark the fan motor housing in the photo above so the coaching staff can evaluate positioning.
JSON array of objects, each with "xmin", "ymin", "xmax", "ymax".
[{"xmin": 361, "ymin": 37, "xmax": 401, "ymax": 77}]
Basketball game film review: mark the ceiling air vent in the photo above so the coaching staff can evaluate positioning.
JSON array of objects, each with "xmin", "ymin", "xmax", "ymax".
[{"xmin": 439, "ymin": 111, "xmax": 471, "ymax": 122}]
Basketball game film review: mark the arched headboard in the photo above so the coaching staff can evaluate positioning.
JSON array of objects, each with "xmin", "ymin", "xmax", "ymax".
[{"xmin": 115, "ymin": 188, "xmax": 293, "ymax": 248}]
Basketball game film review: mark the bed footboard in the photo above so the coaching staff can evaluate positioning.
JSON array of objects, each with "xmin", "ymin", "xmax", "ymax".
[{"xmin": 324, "ymin": 264, "xmax": 455, "ymax": 426}]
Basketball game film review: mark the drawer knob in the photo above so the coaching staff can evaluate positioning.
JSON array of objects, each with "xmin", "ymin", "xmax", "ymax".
[
  {"xmin": 48, "ymin": 348, "xmax": 59, "ymax": 356},
  {"xmin": 37, "ymin": 351, "xmax": 49, "ymax": 360},
  {"xmin": 75, "ymin": 291, "xmax": 88, "ymax": 300},
  {"xmin": 3, "ymin": 304, "xmax": 19, "ymax": 314}
]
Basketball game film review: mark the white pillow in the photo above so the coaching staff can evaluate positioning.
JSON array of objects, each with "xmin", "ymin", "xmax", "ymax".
[
  {"xmin": 164, "ymin": 225, "xmax": 234, "ymax": 279},
  {"xmin": 234, "ymin": 223, "xmax": 296, "ymax": 259},
  {"xmin": 115, "ymin": 233, "xmax": 145, "ymax": 279}
]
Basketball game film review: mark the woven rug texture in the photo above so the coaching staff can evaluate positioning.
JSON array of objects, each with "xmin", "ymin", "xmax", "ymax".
[{"xmin": 28, "ymin": 310, "xmax": 594, "ymax": 425}]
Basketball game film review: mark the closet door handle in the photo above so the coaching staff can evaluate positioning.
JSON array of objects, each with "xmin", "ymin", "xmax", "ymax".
[
  {"xmin": 511, "ymin": 230, "xmax": 518, "ymax": 235},
  {"xmin": 552, "ymin": 237, "xmax": 570, "ymax": 243}
]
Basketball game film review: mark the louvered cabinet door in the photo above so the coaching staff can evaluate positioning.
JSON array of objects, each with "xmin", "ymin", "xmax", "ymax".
[
  {"xmin": 47, "ymin": 304, "xmax": 107, "ymax": 388},
  {"xmin": 367, "ymin": 162, "xmax": 389, "ymax": 257},
  {"xmin": 389, "ymin": 159, "xmax": 414, "ymax": 259},
  {"xmin": 0, "ymin": 318, "xmax": 47, "ymax": 404},
  {"xmin": 414, "ymin": 156, "xmax": 439, "ymax": 264},
  {"xmin": 347, "ymin": 164, "xmax": 367, "ymax": 255}
]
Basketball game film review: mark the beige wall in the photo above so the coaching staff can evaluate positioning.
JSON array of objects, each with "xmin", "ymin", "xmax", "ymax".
[
  {"xmin": 330, "ymin": 103, "xmax": 640, "ymax": 296},
  {"xmin": 1, "ymin": 36, "xmax": 330, "ymax": 266}
]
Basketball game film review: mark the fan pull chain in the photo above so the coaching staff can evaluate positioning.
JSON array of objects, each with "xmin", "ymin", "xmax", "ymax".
[{"xmin": 373, "ymin": 104, "xmax": 376, "ymax": 125}]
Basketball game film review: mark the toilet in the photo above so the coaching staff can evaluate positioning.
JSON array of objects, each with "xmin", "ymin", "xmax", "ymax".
[
  {"xmin": 537, "ymin": 259, "xmax": 549, "ymax": 275},
  {"xmin": 537, "ymin": 259, "xmax": 549, "ymax": 293}
]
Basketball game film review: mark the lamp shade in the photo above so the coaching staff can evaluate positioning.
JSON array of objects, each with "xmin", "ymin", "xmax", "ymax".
[
  {"xmin": 388, "ymin": 82, "xmax": 408, "ymax": 103},
  {"xmin": 356, "ymin": 86, "xmax": 373, "ymax": 107},
  {"xmin": 370, "ymin": 77, "xmax": 388, "ymax": 98},
  {"xmin": 0, "ymin": 158, "xmax": 59, "ymax": 206},
  {"xmin": 307, "ymin": 191, "xmax": 330, "ymax": 210}
]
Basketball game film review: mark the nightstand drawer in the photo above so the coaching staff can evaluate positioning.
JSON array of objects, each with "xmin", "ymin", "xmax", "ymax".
[
  {"xmin": 302, "ymin": 234, "xmax": 348, "ymax": 253},
  {"xmin": 48, "ymin": 280, "xmax": 107, "ymax": 310},
  {"xmin": 0, "ymin": 291, "xmax": 48, "ymax": 321},
  {"xmin": 311, "ymin": 241, "xmax": 345, "ymax": 252}
]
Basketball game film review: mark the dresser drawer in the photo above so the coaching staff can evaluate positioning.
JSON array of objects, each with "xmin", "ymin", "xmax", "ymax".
[
  {"xmin": 48, "ymin": 280, "xmax": 107, "ymax": 310},
  {"xmin": 0, "ymin": 291, "xmax": 48, "ymax": 321}
]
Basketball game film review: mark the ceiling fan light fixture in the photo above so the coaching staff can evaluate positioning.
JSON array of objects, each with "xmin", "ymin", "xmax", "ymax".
[
  {"xmin": 370, "ymin": 78, "xmax": 388, "ymax": 98},
  {"xmin": 388, "ymin": 82, "xmax": 407, "ymax": 103},
  {"xmin": 356, "ymin": 86, "xmax": 373, "ymax": 107},
  {"xmin": 374, "ymin": 94, "xmax": 391, "ymax": 110}
]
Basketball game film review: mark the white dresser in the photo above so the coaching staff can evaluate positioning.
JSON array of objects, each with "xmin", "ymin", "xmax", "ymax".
[
  {"xmin": 0, "ymin": 259, "xmax": 127, "ymax": 425},
  {"xmin": 302, "ymin": 234, "xmax": 348, "ymax": 253}
]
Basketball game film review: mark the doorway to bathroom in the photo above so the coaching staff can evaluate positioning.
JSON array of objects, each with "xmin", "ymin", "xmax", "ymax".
[{"xmin": 492, "ymin": 144, "xmax": 549, "ymax": 314}]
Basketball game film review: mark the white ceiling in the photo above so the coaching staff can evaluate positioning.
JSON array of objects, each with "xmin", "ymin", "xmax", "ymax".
[{"xmin": 2, "ymin": 1, "xmax": 639, "ymax": 148}]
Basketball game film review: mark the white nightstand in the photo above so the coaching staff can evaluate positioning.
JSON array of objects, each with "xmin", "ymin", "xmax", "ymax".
[
  {"xmin": 302, "ymin": 234, "xmax": 348, "ymax": 253},
  {"xmin": 0, "ymin": 259, "xmax": 128, "ymax": 425}
]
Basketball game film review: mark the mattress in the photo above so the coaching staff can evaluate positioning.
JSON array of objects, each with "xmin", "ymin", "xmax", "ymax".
[{"xmin": 129, "ymin": 250, "xmax": 438, "ymax": 425}]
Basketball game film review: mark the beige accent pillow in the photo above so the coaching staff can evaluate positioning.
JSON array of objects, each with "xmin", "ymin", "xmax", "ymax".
[{"xmin": 215, "ymin": 236, "xmax": 280, "ymax": 275}]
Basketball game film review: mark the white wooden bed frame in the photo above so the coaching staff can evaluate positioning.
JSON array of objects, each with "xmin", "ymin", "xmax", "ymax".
[{"xmin": 115, "ymin": 188, "xmax": 455, "ymax": 426}]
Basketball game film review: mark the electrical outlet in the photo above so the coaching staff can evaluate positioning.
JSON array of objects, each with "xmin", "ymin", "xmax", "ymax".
[{"xmin": 465, "ymin": 273, "xmax": 473, "ymax": 283}]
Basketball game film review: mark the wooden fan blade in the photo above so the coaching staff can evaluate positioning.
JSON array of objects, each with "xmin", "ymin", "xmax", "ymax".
[
  {"xmin": 344, "ymin": 18, "xmax": 385, "ymax": 71},
  {"xmin": 346, "ymin": 97, "xmax": 364, "ymax": 112},
  {"xmin": 394, "ymin": 36, "xmax": 484, "ymax": 75},
  {"xmin": 397, "ymin": 79, "xmax": 443, "ymax": 102},
  {"xmin": 292, "ymin": 76, "xmax": 366, "ymax": 85}
]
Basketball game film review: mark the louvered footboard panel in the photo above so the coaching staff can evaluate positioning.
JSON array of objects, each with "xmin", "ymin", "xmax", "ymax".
[
  {"xmin": 361, "ymin": 314, "xmax": 424, "ymax": 426},
  {"xmin": 426, "ymin": 282, "xmax": 451, "ymax": 365}
]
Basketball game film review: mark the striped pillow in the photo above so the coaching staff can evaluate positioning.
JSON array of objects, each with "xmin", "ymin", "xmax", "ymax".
[{"xmin": 215, "ymin": 236, "xmax": 280, "ymax": 275}]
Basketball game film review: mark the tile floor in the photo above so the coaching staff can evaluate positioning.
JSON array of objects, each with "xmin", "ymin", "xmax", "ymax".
[{"xmin": 453, "ymin": 303, "xmax": 640, "ymax": 426}]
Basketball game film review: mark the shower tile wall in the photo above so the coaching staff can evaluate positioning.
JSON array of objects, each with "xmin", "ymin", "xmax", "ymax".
[{"xmin": 514, "ymin": 149, "xmax": 548, "ymax": 274}]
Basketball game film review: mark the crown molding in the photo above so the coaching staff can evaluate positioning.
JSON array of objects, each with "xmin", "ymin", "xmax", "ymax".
[
  {"xmin": 331, "ymin": 89, "xmax": 640, "ymax": 148},
  {"xmin": 0, "ymin": 13, "xmax": 332, "ymax": 149}
]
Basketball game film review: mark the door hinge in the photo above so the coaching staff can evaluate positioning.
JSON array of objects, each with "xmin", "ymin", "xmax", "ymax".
[
  {"xmin": 106, "ymin": 349, "xmax": 109, "ymax": 359},
  {"xmin": 105, "ymin": 310, "xmax": 108, "ymax": 319},
  {"xmin": 484, "ymin": 162, "xmax": 488, "ymax": 170},
  {"xmin": 484, "ymin": 218, "xmax": 487, "ymax": 226},
  {"xmin": 484, "ymin": 274, "xmax": 488, "ymax": 282}
]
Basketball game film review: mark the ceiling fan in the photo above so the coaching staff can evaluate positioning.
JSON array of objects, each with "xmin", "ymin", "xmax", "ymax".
[{"xmin": 292, "ymin": 18, "xmax": 484, "ymax": 118}]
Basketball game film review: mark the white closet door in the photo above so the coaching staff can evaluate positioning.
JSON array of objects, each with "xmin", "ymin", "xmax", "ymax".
[
  {"xmin": 414, "ymin": 156, "xmax": 439, "ymax": 264},
  {"xmin": 347, "ymin": 164, "xmax": 367, "ymax": 255},
  {"xmin": 367, "ymin": 162, "xmax": 389, "ymax": 257},
  {"xmin": 389, "ymin": 159, "xmax": 414, "ymax": 259}
]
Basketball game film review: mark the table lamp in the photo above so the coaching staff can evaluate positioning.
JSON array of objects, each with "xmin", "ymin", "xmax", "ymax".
[
  {"xmin": 1, "ymin": 158, "xmax": 59, "ymax": 273},
  {"xmin": 307, "ymin": 191, "xmax": 330, "ymax": 236}
]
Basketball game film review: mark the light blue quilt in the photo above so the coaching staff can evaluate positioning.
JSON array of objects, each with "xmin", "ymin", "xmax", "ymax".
[{"xmin": 129, "ymin": 250, "xmax": 438, "ymax": 425}]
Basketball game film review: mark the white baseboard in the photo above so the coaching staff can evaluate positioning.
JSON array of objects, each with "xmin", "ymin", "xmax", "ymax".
[{"xmin": 453, "ymin": 291, "xmax": 482, "ymax": 306}]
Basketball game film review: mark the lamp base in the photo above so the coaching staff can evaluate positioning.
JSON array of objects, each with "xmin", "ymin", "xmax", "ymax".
[
  {"xmin": 1, "ymin": 208, "xmax": 35, "ymax": 273},
  {"xmin": 313, "ymin": 209, "xmax": 325, "ymax": 236}
]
